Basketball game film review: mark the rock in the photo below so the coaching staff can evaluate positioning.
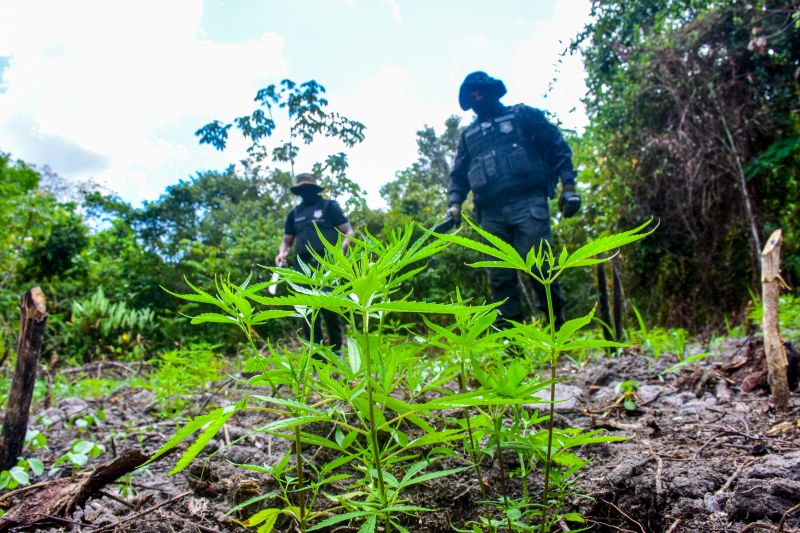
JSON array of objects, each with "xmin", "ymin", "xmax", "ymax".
[{"xmin": 526, "ymin": 384, "xmax": 584, "ymax": 412}]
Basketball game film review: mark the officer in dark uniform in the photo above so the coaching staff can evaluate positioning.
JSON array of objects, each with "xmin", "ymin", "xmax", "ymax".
[
  {"xmin": 276, "ymin": 173, "xmax": 355, "ymax": 351},
  {"xmin": 446, "ymin": 71, "xmax": 581, "ymax": 329}
]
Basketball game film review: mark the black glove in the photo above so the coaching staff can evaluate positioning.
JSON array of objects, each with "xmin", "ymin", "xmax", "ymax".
[
  {"xmin": 446, "ymin": 203, "xmax": 462, "ymax": 224},
  {"xmin": 559, "ymin": 183, "xmax": 581, "ymax": 218}
]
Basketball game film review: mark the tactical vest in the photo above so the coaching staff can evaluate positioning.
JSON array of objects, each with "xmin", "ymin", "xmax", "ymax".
[
  {"xmin": 463, "ymin": 105, "xmax": 551, "ymax": 206},
  {"xmin": 293, "ymin": 199, "xmax": 340, "ymax": 264}
]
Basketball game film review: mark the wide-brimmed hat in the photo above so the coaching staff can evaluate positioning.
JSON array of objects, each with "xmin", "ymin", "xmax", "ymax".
[
  {"xmin": 458, "ymin": 71, "xmax": 507, "ymax": 111},
  {"xmin": 290, "ymin": 173, "xmax": 325, "ymax": 194}
]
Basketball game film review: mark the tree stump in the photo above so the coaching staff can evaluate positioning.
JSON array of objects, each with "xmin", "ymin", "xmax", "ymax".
[
  {"xmin": 0, "ymin": 287, "xmax": 48, "ymax": 470},
  {"xmin": 761, "ymin": 229, "xmax": 790, "ymax": 411}
]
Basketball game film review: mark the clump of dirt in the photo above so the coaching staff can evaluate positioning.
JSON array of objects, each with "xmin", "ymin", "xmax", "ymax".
[
  {"xmin": 566, "ymin": 337, "xmax": 800, "ymax": 532},
  {"xmin": 2, "ymin": 336, "xmax": 798, "ymax": 532}
]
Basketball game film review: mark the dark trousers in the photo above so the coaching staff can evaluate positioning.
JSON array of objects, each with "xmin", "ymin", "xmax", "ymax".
[
  {"xmin": 479, "ymin": 195, "xmax": 566, "ymax": 327},
  {"xmin": 295, "ymin": 260, "xmax": 343, "ymax": 352},
  {"xmin": 300, "ymin": 308, "xmax": 343, "ymax": 352}
]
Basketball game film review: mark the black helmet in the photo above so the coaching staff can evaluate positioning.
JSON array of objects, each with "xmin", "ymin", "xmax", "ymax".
[{"xmin": 458, "ymin": 71, "xmax": 507, "ymax": 111}]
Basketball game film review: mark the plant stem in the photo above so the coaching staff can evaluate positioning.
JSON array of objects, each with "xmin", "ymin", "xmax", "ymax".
[
  {"xmin": 294, "ymin": 425, "xmax": 306, "ymax": 531},
  {"xmin": 542, "ymin": 280, "xmax": 557, "ymax": 527},
  {"xmin": 491, "ymin": 407, "xmax": 513, "ymax": 532},
  {"xmin": 362, "ymin": 312, "xmax": 390, "ymax": 533},
  {"xmin": 458, "ymin": 355, "xmax": 488, "ymax": 502}
]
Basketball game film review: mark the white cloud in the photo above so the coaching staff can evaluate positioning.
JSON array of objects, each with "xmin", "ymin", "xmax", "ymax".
[
  {"xmin": 291, "ymin": 65, "xmax": 424, "ymax": 206},
  {"xmin": 0, "ymin": 0, "xmax": 287, "ymax": 202},
  {"xmin": 505, "ymin": 0, "xmax": 591, "ymax": 131},
  {"xmin": 385, "ymin": 0, "xmax": 402, "ymax": 24}
]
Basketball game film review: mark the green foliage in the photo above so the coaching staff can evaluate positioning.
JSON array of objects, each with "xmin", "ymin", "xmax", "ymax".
[
  {"xmin": 661, "ymin": 352, "xmax": 712, "ymax": 376},
  {"xmin": 196, "ymin": 79, "xmax": 367, "ymax": 213},
  {"xmin": 64, "ymin": 287, "xmax": 154, "ymax": 362},
  {"xmin": 574, "ymin": 0, "xmax": 800, "ymax": 328},
  {"xmin": 747, "ymin": 293, "xmax": 800, "ymax": 339},
  {"xmin": 49, "ymin": 438, "xmax": 106, "ymax": 476},
  {"xmin": 150, "ymin": 220, "xmax": 650, "ymax": 532},
  {"xmin": 0, "ymin": 431, "xmax": 47, "ymax": 493},
  {"xmin": 136, "ymin": 344, "xmax": 226, "ymax": 417},
  {"xmin": 629, "ymin": 304, "xmax": 689, "ymax": 359},
  {"xmin": 614, "ymin": 380, "xmax": 640, "ymax": 412}
]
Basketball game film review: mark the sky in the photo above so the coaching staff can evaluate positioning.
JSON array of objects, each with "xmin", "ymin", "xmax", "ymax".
[{"xmin": 0, "ymin": 0, "xmax": 592, "ymax": 207}]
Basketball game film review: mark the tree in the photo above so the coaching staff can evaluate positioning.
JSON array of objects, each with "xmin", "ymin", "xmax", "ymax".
[
  {"xmin": 196, "ymin": 79, "xmax": 368, "ymax": 211},
  {"xmin": 574, "ymin": 0, "xmax": 800, "ymax": 327}
]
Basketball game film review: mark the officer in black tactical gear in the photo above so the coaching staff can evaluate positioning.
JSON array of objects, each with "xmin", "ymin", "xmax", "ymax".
[
  {"xmin": 447, "ymin": 71, "xmax": 581, "ymax": 329},
  {"xmin": 276, "ymin": 173, "xmax": 355, "ymax": 352}
]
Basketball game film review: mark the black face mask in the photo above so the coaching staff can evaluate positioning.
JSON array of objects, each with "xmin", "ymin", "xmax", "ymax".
[
  {"xmin": 472, "ymin": 98, "xmax": 503, "ymax": 119},
  {"xmin": 298, "ymin": 190, "xmax": 320, "ymax": 202}
]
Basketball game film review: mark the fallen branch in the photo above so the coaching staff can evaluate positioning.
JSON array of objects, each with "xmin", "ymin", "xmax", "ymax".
[{"xmin": 0, "ymin": 449, "xmax": 149, "ymax": 531}]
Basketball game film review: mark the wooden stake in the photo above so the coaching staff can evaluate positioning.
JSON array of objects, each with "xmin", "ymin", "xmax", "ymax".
[
  {"xmin": 761, "ymin": 229, "xmax": 790, "ymax": 411},
  {"xmin": 0, "ymin": 286, "xmax": 48, "ymax": 470}
]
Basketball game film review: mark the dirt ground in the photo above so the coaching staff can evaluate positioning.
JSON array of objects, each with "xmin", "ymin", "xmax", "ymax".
[{"xmin": 2, "ymin": 335, "xmax": 799, "ymax": 533}]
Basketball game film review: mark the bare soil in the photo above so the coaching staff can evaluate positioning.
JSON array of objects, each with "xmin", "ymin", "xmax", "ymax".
[{"xmin": 2, "ymin": 335, "xmax": 799, "ymax": 532}]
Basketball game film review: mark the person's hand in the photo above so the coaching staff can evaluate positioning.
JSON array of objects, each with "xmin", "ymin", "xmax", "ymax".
[
  {"xmin": 275, "ymin": 252, "xmax": 288, "ymax": 267},
  {"xmin": 446, "ymin": 203, "xmax": 462, "ymax": 224},
  {"xmin": 559, "ymin": 184, "xmax": 581, "ymax": 218}
]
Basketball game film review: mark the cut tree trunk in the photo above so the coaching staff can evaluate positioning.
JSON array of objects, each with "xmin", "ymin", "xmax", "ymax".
[
  {"xmin": 0, "ymin": 286, "xmax": 48, "ymax": 471},
  {"xmin": 0, "ymin": 449, "xmax": 150, "ymax": 531},
  {"xmin": 761, "ymin": 229, "xmax": 790, "ymax": 412}
]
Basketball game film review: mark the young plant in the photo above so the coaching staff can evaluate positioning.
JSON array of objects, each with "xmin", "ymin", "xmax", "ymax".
[
  {"xmin": 152, "ymin": 224, "xmax": 502, "ymax": 533},
  {"xmin": 614, "ymin": 380, "xmax": 640, "ymax": 412},
  {"xmin": 434, "ymin": 216, "xmax": 653, "ymax": 529}
]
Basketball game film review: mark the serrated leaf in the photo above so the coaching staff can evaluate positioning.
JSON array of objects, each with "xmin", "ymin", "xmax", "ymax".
[
  {"xmin": 399, "ymin": 465, "xmax": 470, "ymax": 489},
  {"xmin": 250, "ymin": 395, "xmax": 321, "ymax": 415},
  {"xmin": 462, "ymin": 216, "xmax": 526, "ymax": 268},
  {"xmin": 256, "ymin": 415, "xmax": 330, "ymax": 433},
  {"xmin": 357, "ymin": 514, "xmax": 377, "ymax": 533},
  {"xmin": 562, "ymin": 512, "xmax": 585, "ymax": 523},
  {"xmin": 169, "ymin": 414, "xmax": 230, "ymax": 475},
  {"xmin": 306, "ymin": 510, "xmax": 373, "ymax": 531},
  {"xmin": 372, "ymin": 300, "xmax": 496, "ymax": 315},
  {"xmin": 190, "ymin": 313, "xmax": 238, "ymax": 325},
  {"xmin": 148, "ymin": 402, "xmax": 243, "ymax": 465},
  {"xmin": 251, "ymin": 309, "xmax": 295, "ymax": 324},
  {"xmin": 242, "ymin": 507, "xmax": 281, "ymax": 528},
  {"xmin": 347, "ymin": 337, "xmax": 361, "ymax": 373},
  {"xmin": 556, "ymin": 308, "xmax": 595, "ymax": 346}
]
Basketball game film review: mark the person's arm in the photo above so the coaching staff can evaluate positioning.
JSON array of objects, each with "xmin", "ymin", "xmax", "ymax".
[
  {"xmin": 523, "ymin": 106, "xmax": 576, "ymax": 188},
  {"xmin": 336, "ymin": 222, "xmax": 355, "ymax": 252},
  {"xmin": 275, "ymin": 234, "xmax": 294, "ymax": 266},
  {"xmin": 326, "ymin": 200, "xmax": 355, "ymax": 252},
  {"xmin": 446, "ymin": 133, "xmax": 471, "ymax": 221}
]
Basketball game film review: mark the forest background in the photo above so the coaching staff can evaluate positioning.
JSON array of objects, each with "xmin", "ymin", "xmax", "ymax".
[{"xmin": 1, "ymin": 0, "xmax": 798, "ymax": 367}]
